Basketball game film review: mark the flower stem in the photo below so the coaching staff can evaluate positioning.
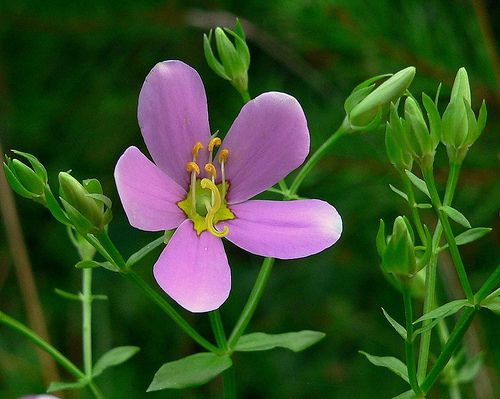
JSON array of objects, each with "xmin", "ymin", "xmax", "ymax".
[
  {"xmin": 82, "ymin": 267, "xmax": 93, "ymax": 377},
  {"xmin": 420, "ymin": 306, "xmax": 476, "ymax": 394},
  {"xmin": 222, "ymin": 364, "xmax": 237, "ymax": 399},
  {"xmin": 402, "ymin": 284, "xmax": 420, "ymax": 394},
  {"xmin": 416, "ymin": 161, "xmax": 462, "ymax": 382},
  {"xmin": 228, "ymin": 257, "xmax": 274, "ymax": 349},
  {"xmin": 239, "ymin": 90, "xmax": 251, "ymax": 104},
  {"xmin": 475, "ymin": 265, "xmax": 500, "ymax": 303},
  {"xmin": 0, "ymin": 310, "xmax": 84, "ymax": 379},
  {"xmin": 421, "ymin": 166, "xmax": 473, "ymax": 303},
  {"xmin": 289, "ymin": 118, "xmax": 351, "ymax": 195},
  {"xmin": 209, "ymin": 310, "xmax": 228, "ymax": 350}
]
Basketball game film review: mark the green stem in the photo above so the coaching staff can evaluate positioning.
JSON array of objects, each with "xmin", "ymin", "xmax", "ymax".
[
  {"xmin": 222, "ymin": 364, "xmax": 237, "ymax": 399},
  {"xmin": 228, "ymin": 257, "xmax": 274, "ymax": 349},
  {"xmin": 89, "ymin": 231, "xmax": 219, "ymax": 353},
  {"xmin": 239, "ymin": 90, "xmax": 251, "ymax": 104},
  {"xmin": 82, "ymin": 267, "xmax": 93, "ymax": 377},
  {"xmin": 209, "ymin": 310, "xmax": 228, "ymax": 350},
  {"xmin": 420, "ymin": 307, "xmax": 476, "ymax": 393},
  {"xmin": 403, "ymin": 285, "xmax": 420, "ymax": 394},
  {"xmin": 421, "ymin": 166, "xmax": 473, "ymax": 302},
  {"xmin": 417, "ymin": 161, "xmax": 462, "ymax": 382},
  {"xmin": 0, "ymin": 310, "xmax": 84, "ymax": 379},
  {"xmin": 289, "ymin": 118, "xmax": 351, "ymax": 195},
  {"xmin": 475, "ymin": 265, "xmax": 500, "ymax": 303}
]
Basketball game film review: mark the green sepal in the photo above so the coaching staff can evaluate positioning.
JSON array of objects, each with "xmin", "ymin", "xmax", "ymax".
[
  {"xmin": 44, "ymin": 187, "xmax": 72, "ymax": 226},
  {"xmin": 344, "ymin": 84, "xmax": 375, "ymax": 114},
  {"xmin": 203, "ymin": 31, "xmax": 230, "ymax": 80},
  {"xmin": 147, "ymin": 352, "xmax": 232, "ymax": 391},
  {"xmin": 359, "ymin": 351, "xmax": 409, "ymax": 383},
  {"xmin": 11, "ymin": 150, "xmax": 48, "ymax": 181},
  {"xmin": 234, "ymin": 330, "xmax": 325, "ymax": 352},
  {"xmin": 92, "ymin": 346, "xmax": 140, "ymax": 378},
  {"xmin": 376, "ymin": 219, "xmax": 386, "ymax": 257},
  {"xmin": 421, "ymin": 92, "xmax": 441, "ymax": 147},
  {"xmin": 3, "ymin": 161, "xmax": 37, "ymax": 199},
  {"xmin": 47, "ymin": 379, "xmax": 89, "ymax": 392}
]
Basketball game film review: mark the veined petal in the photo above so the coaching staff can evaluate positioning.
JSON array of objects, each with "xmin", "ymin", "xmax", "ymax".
[
  {"xmin": 138, "ymin": 60, "xmax": 211, "ymax": 188},
  {"xmin": 153, "ymin": 220, "xmax": 231, "ymax": 313},
  {"xmin": 218, "ymin": 92, "xmax": 309, "ymax": 204},
  {"xmin": 114, "ymin": 146, "xmax": 186, "ymax": 231},
  {"xmin": 223, "ymin": 199, "xmax": 342, "ymax": 259}
]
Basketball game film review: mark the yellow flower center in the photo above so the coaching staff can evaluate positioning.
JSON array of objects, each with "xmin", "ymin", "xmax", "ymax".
[{"xmin": 177, "ymin": 139, "xmax": 234, "ymax": 236}]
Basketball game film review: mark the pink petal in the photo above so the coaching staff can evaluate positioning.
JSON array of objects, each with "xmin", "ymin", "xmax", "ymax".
[
  {"xmin": 223, "ymin": 199, "xmax": 342, "ymax": 259},
  {"xmin": 114, "ymin": 146, "xmax": 187, "ymax": 231},
  {"xmin": 138, "ymin": 60, "xmax": 211, "ymax": 188},
  {"xmin": 153, "ymin": 220, "xmax": 231, "ymax": 313},
  {"xmin": 218, "ymin": 92, "xmax": 309, "ymax": 204}
]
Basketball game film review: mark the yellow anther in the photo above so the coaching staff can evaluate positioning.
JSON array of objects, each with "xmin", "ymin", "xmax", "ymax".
[
  {"xmin": 186, "ymin": 161, "xmax": 200, "ymax": 175},
  {"xmin": 218, "ymin": 148, "xmax": 229, "ymax": 163},
  {"xmin": 200, "ymin": 178, "xmax": 229, "ymax": 238},
  {"xmin": 204, "ymin": 163, "xmax": 217, "ymax": 179},
  {"xmin": 208, "ymin": 137, "xmax": 222, "ymax": 152},
  {"xmin": 192, "ymin": 142, "xmax": 204, "ymax": 159}
]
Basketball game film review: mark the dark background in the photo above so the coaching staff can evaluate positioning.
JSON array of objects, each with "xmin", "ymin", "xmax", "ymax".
[{"xmin": 0, "ymin": 1, "xmax": 498, "ymax": 398}]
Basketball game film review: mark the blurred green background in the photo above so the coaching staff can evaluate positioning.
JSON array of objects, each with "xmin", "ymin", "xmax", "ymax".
[{"xmin": 0, "ymin": 1, "xmax": 498, "ymax": 398}]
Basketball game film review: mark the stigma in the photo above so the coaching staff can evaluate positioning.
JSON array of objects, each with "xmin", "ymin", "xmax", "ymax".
[{"xmin": 178, "ymin": 140, "xmax": 234, "ymax": 237}]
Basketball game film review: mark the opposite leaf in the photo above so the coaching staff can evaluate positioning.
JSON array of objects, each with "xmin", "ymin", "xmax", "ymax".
[
  {"xmin": 441, "ymin": 205, "xmax": 472, "ymax": 228},
  {"xmin": 235, "ymin": 330, "xmax": 325, "ymax": 352},
  {"xmin": 47, "ymin": 379, "xmax": 88, "ymax": 392},
  {"xmin": 147, "ymin": 352, "xmax": 232, "ymax": 391},
  {"xmin": 359, "ymin": 351, "xmax": 409, "ymax": 383},
  {"xmin": 404, "ymin": 170, "xmax": 430, "ymax": 199},
  {"xmin": 414, "ymin": 299, "xmax": 470, "ymax": 324},
  {"xmin": 392, "ymin": 390, "xmax": 418, "ymax": 399},
  {"xmin": 93, "ymin": 346, "xmax": 140, "ymax": 378},
  {"xmin": 381, "ymin": 308, "xmax": 407, "ymax": 341}
]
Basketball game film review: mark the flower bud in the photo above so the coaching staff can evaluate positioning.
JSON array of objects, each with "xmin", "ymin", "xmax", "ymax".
[
  {"xmin": 348, "ymin": 66, "xmax": 416, "ymax": 128},
  {"xmin": 382, "ymin": 216, "xmax": 417, "ymax": 277},
  {"xmin": 441, "ymin": 68, "xmax": 487, "ymax": 163},
  {"xmin": 3, "ymin": 150, "xmax": 48, "ymax": 203},
  {"xmin": 58, "ymin": 172, "xmax": 112, "ymax": 234},
  {"xmin": 385, "ymin": 103, "xmax": 413, "ymax": 171},
  {"xmin": 204, "ymin": 19, "xmax": 250, "ymax": 95},
  {"xmin": 404, "ymin": 97, "xmax": 436, "ymax": 168}
]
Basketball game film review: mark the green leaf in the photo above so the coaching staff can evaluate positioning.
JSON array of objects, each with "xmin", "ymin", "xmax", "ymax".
[
  {"xmin": 381, "ymin": 308, "xmax": 407, "ymax": 340},
  {"xmin": 54, "ymin": 288, "xmax": 81, "ymax": 301},
  {"xmin": 359, "ymin": 351, "xmax": 409, "ymax": 383},
  {"xmin": 454, "ymin": 227, "xmax": 491, "ymax": 246},
  {"xmin": 412, "ymin": 317, "xmax": 441, "ymax": 338},
  {"xmin": 126, "ymin": 235, "xmax": 165, "ymax": 268},
  {"xmin": 47, "ymin": 379, "xmax": 88, "ymax": 392},
  {"xmin": 392, "ymin": 390, "xmax": 417, "ymax": 399},
  {"xmin": 235, "ymin": 330, "xmax": 325, "ymax": 352},
  {"xmin": 415, "ymin": 203, "xmax": 432, "ymax": 209},
  {"xmin": 147, "ymin": 352, "xmax": 232, "ymax": 391},
  {"xmin": 456, "ymin": 352, "xmax": 484, "ymax": 384},
  {"xmin": 75, "ymin": 259, "xmax": 119, "ymax": 272},
  {"xmin": 93, "ymin": 346, "xmax": 140, "ymax": 378},
  {"xmin": 414, "ymin": 299, "xmax": 470, "ymax": 323},
  {"xmin": 404, "ymin": 170, "xmax": 430, "ymax": 198},
  {"xmin": 482, "ymin": 298, "xmax": 500, "ymax": 315},
  {"xmin": 389, "ymin": 184, "xmax": 408, "ymax": 202},
  {"xmin": 441, "ymin": 205, "xmax": 471, "ymax": 228}
]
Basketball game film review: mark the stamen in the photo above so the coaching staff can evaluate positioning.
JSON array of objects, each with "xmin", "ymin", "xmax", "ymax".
[
  {"xmin": 200, "ymin": 178, "xmax": 229, "ymax": 238},
  {"xmin": 204, "ymin": 163, "xmax": 217, "ymax": 180},
  {"xmin": 218, "ymin": 149, "xmax": 229, "ymax": 196},
  {"xmin": 208, "ymin": 137, "xmax": 221, "ymax": 164},
  {"xmin": 192, "ymin": 142, "xmax": 204, "ymax": 161},
  {"xmin": 186, "ymin": 161, "xmax": 200, "ymax": 207}
]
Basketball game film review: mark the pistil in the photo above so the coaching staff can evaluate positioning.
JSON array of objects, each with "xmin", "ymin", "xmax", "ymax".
[{"xmin": 200, "ymin": 178, "xmax": 229, "ymax": 237}]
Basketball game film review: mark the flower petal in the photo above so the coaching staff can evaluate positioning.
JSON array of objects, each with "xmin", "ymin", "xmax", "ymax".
[
  {"xmin": 223, "ymin": 199, "xmax": 342, "ymax": 259},
  {"xmin": 218, "ymin": 92, "xmax": 309, "ymax": 204},
  {"xmin": 138, "ymin": 60, "xmax": 211, "ymax": 188},
  {"xmin": 114, "ymin": 146, "xmax": 187, "ymax": 231},
  {"xmin": 153, "ymin": 220, "xmax": 231, "ymax": 313}
]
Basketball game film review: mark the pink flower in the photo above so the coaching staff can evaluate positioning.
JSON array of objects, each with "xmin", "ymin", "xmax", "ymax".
[{"xmin": 115, "ymin": 61, "xmax": 342, "ymax": 312}]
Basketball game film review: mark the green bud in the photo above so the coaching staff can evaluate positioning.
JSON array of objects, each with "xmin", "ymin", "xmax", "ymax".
[
  {"xmin": 3, "ymin": 150, "xmax": 48, "ymax": 203},
  {"xmin": 382, "ymin": 216, "xmax": 417, "ymax": 277},
  {"xmin": 349, "ymin": 66, "xmax": 416, "ymax": 128},
  {"xmin": 404, "ymin": 97, "xmax": 436, "ymax": 167},
  {"xmin": 204, "ymin": 19, "xmax": 250, "ymax": 95},
  {"xmin": 441, "ymin": 68, "xmax": 487, "ymax": 163},
  {"xmin": 58, "ymin": 172, "xmax": 112, "ymax": 234},
  {"xmin": 385, "ymin": 103, "xmax": 413, "ymax": 171}
]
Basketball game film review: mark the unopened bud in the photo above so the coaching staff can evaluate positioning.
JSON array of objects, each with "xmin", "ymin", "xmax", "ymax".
[
  {"xmin": 382, "ymin": 216, "xmax": 417, "ymax": 277},
  {"xmin": 204, "ymin": 19, "xmax": 250, "ymax": 95},
  {"xmin": 404, "ymin": 97, "xmax": 436, "ymax": 167},
  {"xmin": 349, "ymin": 66, "xmax": 416, "ymax": 128},
  {"xmin": 58, "ymin": 172, "xmax": 112, "ymax": 234},
  {"xmin": 385, "ymin": 103, "xmax": 413, "ymax": 171},
  {"xmin": 3, "ymin": 150, "xmax": 48, "ymax": 203}
]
